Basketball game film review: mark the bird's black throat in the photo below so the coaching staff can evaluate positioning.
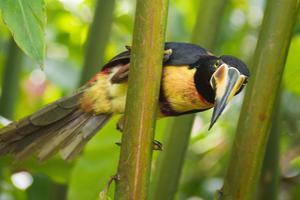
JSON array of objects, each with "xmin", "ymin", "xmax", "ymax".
[{"xmin": 194, "ymin": 67, "xmax": 215, "ymax": 104}]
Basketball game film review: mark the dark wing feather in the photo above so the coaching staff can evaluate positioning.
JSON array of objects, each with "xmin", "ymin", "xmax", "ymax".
[
  {"xmin": 164, "ymin": 42, "xmax": 212, "ymax": 66},
  {"xmin": 102, "ymin": 42, "xmax": 212, "ymax": 72},
  {"xmin": 102, "ymin": 50, "xmax": 131, "ymax": 69}
]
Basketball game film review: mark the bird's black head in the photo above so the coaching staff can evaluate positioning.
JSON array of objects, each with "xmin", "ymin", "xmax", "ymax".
[{"xmin": 193, "ymin": 54, "xmax": 250, "ymax": 129}]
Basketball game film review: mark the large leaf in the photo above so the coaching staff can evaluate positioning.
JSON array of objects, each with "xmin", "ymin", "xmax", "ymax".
[
  {"xmin": 284, "ymin": 36, "xmax": 300, "ymax": 95},
  {"xmin": 0, "ymin": 0, "xmax": 46, "ymax": 66}
]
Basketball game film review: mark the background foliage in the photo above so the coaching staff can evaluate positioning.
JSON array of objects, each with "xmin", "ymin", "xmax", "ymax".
[{"xmin": 0, "ymin": 0, "xmax": 300, "ymax": 199}]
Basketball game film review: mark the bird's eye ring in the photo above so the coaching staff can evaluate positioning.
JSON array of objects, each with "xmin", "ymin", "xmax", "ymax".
[{"xmin": 213, "ymin": 60, "xmax": 220, "ymax": 68}]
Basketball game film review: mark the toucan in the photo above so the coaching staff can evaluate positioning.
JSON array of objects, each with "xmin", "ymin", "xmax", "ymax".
[{"xmin": 0, "ymin": 42, "xmax": 250, "ymax": 161}]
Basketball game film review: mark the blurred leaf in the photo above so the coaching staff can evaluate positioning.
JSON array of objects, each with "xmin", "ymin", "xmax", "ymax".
[
  {"xmin": 0, "ymin": 0, "xmax": 46, "ymax": 66},
  {"xmin": 99, "ymin": 190, "xmax": 113, "ymax": 200},
  {"xmin": 13, "ymin": 157, "xmax": 73, "ymax": 184},
  {"xmin": 27, "ymin": 174, "xmax": 55, "ymax": 200},
  {"xmin": 284, "ymin": 36, "xmax": 300, "ymax": 95},
  {"xmin": 291, "ymin": 156, "xmax": 300, "ymax": 168},
  {"xmin": 45, "ymin": 60, "xmax": 80, "ymax": 91}
]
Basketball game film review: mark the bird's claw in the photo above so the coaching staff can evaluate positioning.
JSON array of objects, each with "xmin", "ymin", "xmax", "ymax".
[
  {"xmin": 152, "ymin": 140, "xmax": 163, "ymax": 151},
  {"xmin": 115, "ymin": 140, "xmax": 163, "ymax": 151},
  {"xmin": 116, "ymin": 123, "xmax": 123, "ymax": 132},
  {"xmin": 116, "ymin": 117, "xmax": 124, "ymax": 132},
  {"xmin": 163, "ymin": 49, "xmax": 173, "ymax": 62},
  {"xmin": 125, "ymin": 45, "xmax": 131, "ymax": 51}
]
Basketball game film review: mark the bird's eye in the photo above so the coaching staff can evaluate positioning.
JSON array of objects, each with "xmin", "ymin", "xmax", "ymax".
[{"xmin": 213, "ymin": 60, "xmax": 219, "ymax": 68}]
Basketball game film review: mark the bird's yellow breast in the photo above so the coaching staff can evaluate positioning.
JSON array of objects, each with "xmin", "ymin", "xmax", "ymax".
[
  {"xmin": 162, "ymin": 66, "xmax": 213, "ymax": 113},
  {"xmin": 80, "ymin": 67, "xmax": 127, "ymax": 114},
  {"xmin": 80, "ymin": 65, "xmax": 213, "ymax": 115}
]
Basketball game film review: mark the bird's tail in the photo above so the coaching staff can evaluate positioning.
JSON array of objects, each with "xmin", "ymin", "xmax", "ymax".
[{"xmin": 0, "ymin": 89, "xmax": 112, "ymax": 162}]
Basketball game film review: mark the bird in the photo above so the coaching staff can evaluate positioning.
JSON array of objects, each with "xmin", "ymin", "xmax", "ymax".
[{"xmin": 0, "ymin": 42, "xmax": 250, "ymax": 161}]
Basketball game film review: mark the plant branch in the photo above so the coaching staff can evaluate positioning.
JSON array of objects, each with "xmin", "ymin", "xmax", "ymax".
[
  {"xmin": 114, "ymin": 0, "xmax": 169, "ymax": 199},
  {"xmin": 0, "ymin": 38, "xmax": 23, "ymax": 119},
  {"xmin": 150, "ymin": 1, "xmax": 228, "ymax": 199},
  {"xmin": 221, "ymin": 0, "xmax": 299, "ymax": 199},
  {"xmin": 79, "ymin": 0, "xmax": 115, "ymax": 85}
]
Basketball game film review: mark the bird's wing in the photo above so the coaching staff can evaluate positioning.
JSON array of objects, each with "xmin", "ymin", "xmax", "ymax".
[
  {"xmin": 103, "ymin": 42, "xmax": 213, "ymax": 83},
  {"xmin": 110, "ymin": 63, "xmax": 130, "ymax": 83},
  {"xmin": 163, "ymin": 42, "xmax": 213, "ymax": 66},
  {"xmin": 103, "ymin": 50, "xmax": 131, "ymax": 69},
  {"xmin": 104, "ymin": 42, "xmax": 213, "ymax": 69}
]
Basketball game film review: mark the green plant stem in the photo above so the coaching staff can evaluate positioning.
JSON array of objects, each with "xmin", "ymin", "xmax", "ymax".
[
  {"xmin": 79, "ymin": 0, "xmax": 115, "ymax": 85},
  {"xmin": 192, "ymin": 0, "xmax": 227, "ymax": 49},
  {"xmin": 150, "ymin": 116, "xmax": 194, "ymax": 200},
  {"xmin": 0, "ymin": 38, "xmax": 23, "ymax": 119},
  {"xmin": 221, "ymin": 0, "xmax": 299, "ymax": 199},
  {"xmin": 114, "ymin": 0, "xmax": 169, "ymax": 199},
  {"xmin": 150, "ymin": 1, "xmax": 228, "ymax": 199},
  {"xmin": 257, "ymin": 91, "xmax": 281, "ymax": 200}
]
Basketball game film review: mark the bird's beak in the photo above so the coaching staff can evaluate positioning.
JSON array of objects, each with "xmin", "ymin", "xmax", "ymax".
[{"xmin": 209, "ymin": 64, "xmax": 246, "ymax": 130}]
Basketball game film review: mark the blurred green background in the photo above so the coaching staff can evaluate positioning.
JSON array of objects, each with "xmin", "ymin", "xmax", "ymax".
[{"xmin": 0, "ymin": 0, "xmax": 300, "ymax": 199}]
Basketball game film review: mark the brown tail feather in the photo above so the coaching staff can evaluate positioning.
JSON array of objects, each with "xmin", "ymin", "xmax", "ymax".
[
  {"xmin": 60, "ymin": 114, "xmax": 112, "ymax": 160},
  {"xmin": 12, "ymin": 110, "xmax": 84, "ymax": 161},
  {"xmin": 0, "ymin": 89, "xmax": 112, "ymax": 161},
  {"xmin": 37, "ymin": 112, "xmax": 92, "ymax": 161}
]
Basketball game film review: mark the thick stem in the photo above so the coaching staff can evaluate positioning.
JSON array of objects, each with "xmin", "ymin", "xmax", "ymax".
[
  {"xmin": 257, "ymin": 91, "xmax": 281, "ymax": 200},
  {"xmin": 192, "ymin": 0, "xmax": 227, "ymax": 49},
  {"xmin": 114, "ymin": 0, "xmax": 169, "ymax": 199},
  {"xmin": 79, "ymin": 0, "xmax": 115, "ymax": 85},
  {"xmin": 150, "ymin": 116, "xmax": 194, "ymax": 200},
  {"xmin": 150, "ymin": 1, "xmax": 228, "ymax": 199},
  {"xmin": 221, "ymin": 0, "xmax": 299, "ymax": 199},
  {"xmin": 0, "ymin": 38, "xmax": 23, "ymax": 119}
]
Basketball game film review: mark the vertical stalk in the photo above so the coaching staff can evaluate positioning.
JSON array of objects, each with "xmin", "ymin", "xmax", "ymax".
[
  {"xmin": 79, "ymin": 0, "xmax": 115, "ymax": 85},
  {"xmin": 0, "ymin": 38, "xmax": 23, "ymax": 198},
  {"xmin": 221, "ymin": 0, "xmax": 299, "ymax": 199},
  {"xmin": 114, "ymin": 0, "xmax": 169, "ymax": 199},
  {"xmin": 150, "ymin": 1, "xmax": 228, "ymax": 199},
  {"xmin": 257, "ymin": 91, "xmax": 281, "ymax": 200},
  {"xmin": 0, "ymin": 38, "xmax": 23, "ymax": 119},
  {"xmin": 150, "ymin": 116, "xmax": 194, "ymax": 200},
  {"xmin": 191, "ymin": 0, "xmax": 227, "ymax": 49}
]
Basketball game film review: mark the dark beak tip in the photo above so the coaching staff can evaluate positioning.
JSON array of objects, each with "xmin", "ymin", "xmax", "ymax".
[{"xmin": 208, "ymin": 119, "xmax": 216, "ymax": 131}]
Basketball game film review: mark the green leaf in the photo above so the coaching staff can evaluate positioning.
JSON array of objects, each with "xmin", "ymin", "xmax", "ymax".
[
  {"xmin": 0, "ymin": 0, "xmax": 46, "ymax": 66},
  {"xmin": 290, "ymin": 156, "xmax": 300, "ymax": 168},
  {"xmin": 284, "ymin": 36, "xmax": 300, "ymax": 95},
  {"xmin": 13, "ymin": 157, "xmax": 74, "ymax": 184}
]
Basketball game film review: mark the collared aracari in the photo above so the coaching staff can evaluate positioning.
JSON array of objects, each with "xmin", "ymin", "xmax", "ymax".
[{"xmin": 0, "ymin": 42, "xmax": 250, "ymax": 161}]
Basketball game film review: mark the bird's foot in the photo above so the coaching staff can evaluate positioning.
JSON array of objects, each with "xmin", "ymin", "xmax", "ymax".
[
  {"xmin": 152, "ymin": 140, "xmax": 163, "ymax": 151},
  {"xmin": 125, "ymin": 45, "xmax": 131, "ymax": 51},
  {"xmin": 116, "ymin": 117, "xmax": 124, "ymax": 132},
  {"xmin": 115, "ymin": 142, "xmax": 121, "ymax": 146},
  {"xmin": 115, "ymin": 140, "xmax": 163, "ymax": 151},
  {"xmin": 163, "ymin": 49, "xmax": 173, "ymax": 62}
]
